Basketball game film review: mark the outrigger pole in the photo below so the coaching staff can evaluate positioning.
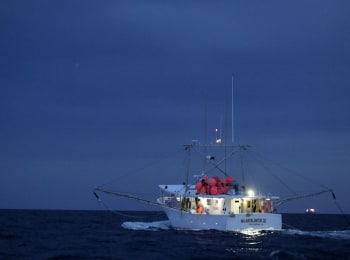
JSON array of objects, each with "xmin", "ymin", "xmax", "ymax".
[
  {"xmin": 93, "ymin": 188, "xmax": 178, "ymax": 211},
  {"xmin": 275, "ymin": 188, "xmax": 334, "ymax": 207},
  {"xmin": 275, "ymin": 188, "xmax": 350, "ymax": 228}
]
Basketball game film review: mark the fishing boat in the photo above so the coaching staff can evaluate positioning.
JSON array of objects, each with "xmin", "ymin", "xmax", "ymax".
[
  {"xmin": 94, "ymin": 137, "xmax": 336, "ymax": 232},
  {"xmin": 305, "ymin": 208, "xmax": 316, "ymax": 214},
  {"xmin": 154, "ymin": 142, "xmax": 283, "ymax": 231},
  {"xmin": 94, "ymin": 84, "xmax": 338, "ymax": 231},
  {"xmin": 94, "ymin": 134, "xmax": 336, "ymax": 232},
  {"xmin": 94, "ymin": 140, "xmax": 293, "ymax": 231},
  {"xmin": 152, "ymin": 84, "xmax": 277, "ymax": 231}
]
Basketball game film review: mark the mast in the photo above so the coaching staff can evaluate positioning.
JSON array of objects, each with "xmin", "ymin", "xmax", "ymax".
[
  {"xmin": 203, "ymin": 100, "xmax": 208, "ymax": 172},
  {"xmin": 232, "ymin": 75, "xmax": 246, "ymax": 186},
  {"xmin": 231, "ymin": 75, "xmax": 235, "ymax": 145},
  {"xmin": 185, "ymin": 143, "xmax": 191, "ymax": 190},
  {"xmin": 239, "ymin": 145, "xmax": 246, "ymax": 186},
  {"xmin": 224, "ymin": 98, "xmax": 228, "ymax": 174}
]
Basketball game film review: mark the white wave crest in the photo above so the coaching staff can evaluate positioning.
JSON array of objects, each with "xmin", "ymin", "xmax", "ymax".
[
  {"xmin": 284, "ymin": 229, "xmax": 350, "ymax": 240},
  {"xmin": 121, "ymin": 220, "xmax": 171, "ymax": 231}
]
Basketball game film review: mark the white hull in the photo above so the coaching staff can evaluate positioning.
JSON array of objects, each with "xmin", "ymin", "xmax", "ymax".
[{"xmin": 162, "ymin": 207, "xmax": 282, "ymax": 231}]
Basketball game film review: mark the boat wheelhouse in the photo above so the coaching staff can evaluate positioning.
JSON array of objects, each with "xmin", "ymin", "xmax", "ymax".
[{"xmin": 157, "ymin": 185, "xmax": 282, "ymax": 231}]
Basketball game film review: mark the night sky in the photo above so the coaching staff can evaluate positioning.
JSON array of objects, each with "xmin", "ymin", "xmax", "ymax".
[{"xmin": 1, "ymin": 1, "xmax": 350, "ymax": 213}]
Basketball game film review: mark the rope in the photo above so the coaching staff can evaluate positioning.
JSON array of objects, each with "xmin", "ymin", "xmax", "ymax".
[{"xmin": 330, "ymin": 191, "xmax": 350, "ymax": 229}]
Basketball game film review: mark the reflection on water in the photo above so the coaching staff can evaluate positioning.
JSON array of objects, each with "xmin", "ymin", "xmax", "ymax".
[{"xmin": 224, "ymin": 229, "xmax": 273, "ymax": 255}]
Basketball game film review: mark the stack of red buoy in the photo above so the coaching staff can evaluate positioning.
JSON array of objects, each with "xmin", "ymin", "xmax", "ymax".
[{"xmin": 195, "ymin": 176, "xmax": 235, "ymax": 195}]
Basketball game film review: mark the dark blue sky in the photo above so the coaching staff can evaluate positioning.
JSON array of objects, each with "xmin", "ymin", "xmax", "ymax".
[{"xmin": 1, "ymin": 1, "xmax": 350, "ymax": 213}]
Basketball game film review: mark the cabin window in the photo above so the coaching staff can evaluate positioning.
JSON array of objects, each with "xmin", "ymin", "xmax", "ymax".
[
  {"xmin": 207, "ymin": 199, "xmax": 212, "ymax": 205},
  {"xmin": 247, "ymin": 201, "xmax": 251, "ymax": 208}
]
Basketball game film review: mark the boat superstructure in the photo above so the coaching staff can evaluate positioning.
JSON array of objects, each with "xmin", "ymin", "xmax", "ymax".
[{"xmin": 157, "ymin": 185, "xmax": 281, "ymax": 231}]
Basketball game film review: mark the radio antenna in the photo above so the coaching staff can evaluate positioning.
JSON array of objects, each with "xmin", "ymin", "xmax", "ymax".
[{"xmin": 231, "ymin": 75, "xmax": 235, "ymax": 145}]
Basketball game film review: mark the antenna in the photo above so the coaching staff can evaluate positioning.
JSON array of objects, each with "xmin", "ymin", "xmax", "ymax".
[
  {"xmin": 203, "ymin": 100, "xmax": 207, "ymax": 171},
  {"xmin": 231, "ymin": 75, "xmax": 235, "ymax": 144}
]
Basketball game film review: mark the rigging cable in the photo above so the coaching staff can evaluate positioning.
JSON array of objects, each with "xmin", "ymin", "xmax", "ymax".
[
  {"xmin": 93, "ymin": 190, "xmax": 165, "ymax": 219},
  {"xmin": 97, "ymin": 147, "xmax": 183, "ymax": 190},
  {"xmin": 330, "ymin": 191, "xmax": 350, "ymax": 229},
  {"xmin": 247, "ymin": 149, "xmax": 330, "ymax": 191},
  {"xmin": 245, "ymin": 150, "xmax": 350, "ymax": 229},
  {"xmin": 93, "ymin": 146, "xmax": 186, "ymax": 217},
  {"xmin": 94, "ymin": 188, "xmax": 179, "ymax": 211},
  {"xmin": 245, "ymin": 149, "xmax": 299, "ymax": 196},
  {"xmin": 192, "ymin": 145, "xmax": 238, "ymax": 177}
]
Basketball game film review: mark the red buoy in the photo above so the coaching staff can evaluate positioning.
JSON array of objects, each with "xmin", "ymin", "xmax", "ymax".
[
  {"xmin": 196, "ymin": 182, "xmax": 202, "ymax": 193},
  {"xmin": 207, "ymin": 178, "xmax": 217, "ymax": 186},
  {"xmin": 210, "ymin": 186, "xmax": 218, "ymax": 195}
]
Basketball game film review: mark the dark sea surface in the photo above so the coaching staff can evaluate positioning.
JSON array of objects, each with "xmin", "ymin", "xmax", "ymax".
[{"xmin": 1, "ymin": 210, "xmax": 349, "ymax": 259}]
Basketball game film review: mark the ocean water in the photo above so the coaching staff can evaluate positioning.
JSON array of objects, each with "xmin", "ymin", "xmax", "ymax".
[{"xmin": 1, "ymin": 210, "xmax": 349, "ymax": 259}]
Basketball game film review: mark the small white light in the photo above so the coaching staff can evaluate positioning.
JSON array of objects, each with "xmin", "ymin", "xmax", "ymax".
[{"xmin": 247, "ymin": 189, "xmax": 255, "ymax": 196}]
